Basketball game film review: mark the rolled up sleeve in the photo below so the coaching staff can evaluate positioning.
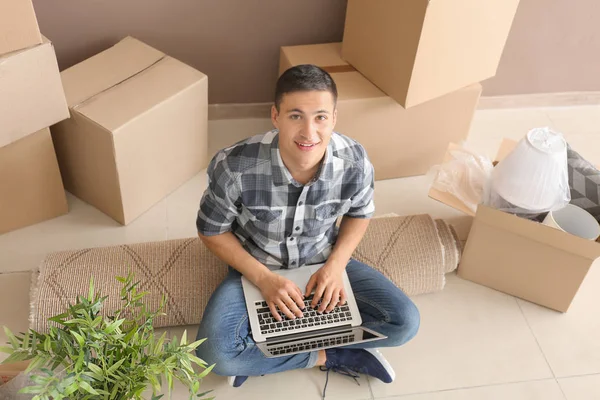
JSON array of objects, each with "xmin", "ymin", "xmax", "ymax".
[
  {"xmin": 196, "ymin": 155, "xmax": 240, "ymax": 236},
  {"xmin": 345, "ymin": 158, "xmax": 375, "ymax": 219}
]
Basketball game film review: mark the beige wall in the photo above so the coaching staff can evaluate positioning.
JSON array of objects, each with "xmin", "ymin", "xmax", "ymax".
[{"xmin": 33, "ymin": 0, "xmax": 600, "ymax": 104}]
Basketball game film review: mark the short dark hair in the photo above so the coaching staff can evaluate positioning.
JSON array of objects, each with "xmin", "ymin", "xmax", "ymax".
[{"xmin": 274, "ymin": 64, "xmax": 338, "ymax": 111}]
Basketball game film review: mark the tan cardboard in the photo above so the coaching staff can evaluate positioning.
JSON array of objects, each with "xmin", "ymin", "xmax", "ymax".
[
  {"xmin": 279, "ymin": 43, "xmax": 481, "ymax": 181},
  {"xmin": 51, "ymin": 37, "xmax": 208, "ymax": 225},
  {"xmin": 0, "ymin": 129, "xmax": 68, "ymax": 235},
  {"xmin": 429, "ymin": 139, "xmax": 600, "ymax": 312},
  {"xmin": 341, "ymin": 0, "xmax": 520, "ymax": 108},
  {"xmin": 0, "ymin": 37, "xmax": 69, "ymax": 148},
  {"xmin": 0, "ymin": 0, "xmax": 42, "ymax": 55}
]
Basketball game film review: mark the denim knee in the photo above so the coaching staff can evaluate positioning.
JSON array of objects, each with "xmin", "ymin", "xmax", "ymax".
[
  {"xmin": 195, "ymin": 337, "xmax": 243, "ymax": 377},
  {"xmin": 387, "ymin": 300, "xmax": 421, "ymax": 347}
]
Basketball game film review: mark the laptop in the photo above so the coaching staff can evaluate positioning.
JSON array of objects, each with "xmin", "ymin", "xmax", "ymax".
[{"xmin": 241, "ymin": 263, "xmax": 387, "ymax": 358}]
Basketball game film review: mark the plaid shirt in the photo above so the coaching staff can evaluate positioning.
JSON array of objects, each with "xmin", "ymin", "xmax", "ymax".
[{"xmin": 196, "ymin": 130, "xmax": 375, "ymax": 269}]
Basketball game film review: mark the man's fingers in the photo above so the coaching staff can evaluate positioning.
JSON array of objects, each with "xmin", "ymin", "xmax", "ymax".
[
  {"xmin": 326, "ymin": 289, "xmax": 341, "ymax": 313},
  {"xmin": 339, "ymin": 288, "xmax": 348, "ymax": 306},
  {"xmin": 289, "ymin": 288, "xmax": 306, "ymax": 313},
  {"xmin": 268, "ymin": 302, "xmax": 281, "ymax": 322},
  {"xmin": 312, "ymin": 283, "xmax": 326, "ymax": 310},
  {"xmin": 276, "ymin": 299, "xmax": 296, "ymax": 320},
  {"xmin": 305, "ymin": 275, "xmax": 316, "ymax": 298},
  {"xmin": 283, "ymin": 294, "xmax": 303, "ymax": 318},
  {"xmin": 318, "ymin": 287, "xmax": 335, "ymax": 313}
]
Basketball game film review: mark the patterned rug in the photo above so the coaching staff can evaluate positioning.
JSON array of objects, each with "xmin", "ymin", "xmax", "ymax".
[{"xmin": 30, "ymin": 214, "xmax": 461, "ymax": 332}]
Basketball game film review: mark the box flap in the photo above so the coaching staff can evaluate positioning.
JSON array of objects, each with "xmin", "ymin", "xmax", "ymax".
[
  {"xmin": 75, "ymin": 57, "xmax": 207, "ymax": 132},
  {"xmin": 331, "ymin": 71, "xmax": 388, "ymax": 101},
  {"xmin": 281, "ymin": 43, "xmax": 347, "ymax": 68},
  {"xmin": 476, "ymin": 205, "xmax": 600, "ymax": 261},
  {"xmin": 61, "ymin": 36, "xmax": 165, "ymax": 108}
]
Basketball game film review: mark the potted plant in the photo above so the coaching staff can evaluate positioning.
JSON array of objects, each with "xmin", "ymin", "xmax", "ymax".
[{"xmin": 0, "ymin": 273, "xmax": 215, "ymax": 400}]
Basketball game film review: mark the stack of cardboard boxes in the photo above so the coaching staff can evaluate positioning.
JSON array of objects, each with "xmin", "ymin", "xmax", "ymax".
[
  {"xmin": 0, "ymin": 0, "xmax": 69, "ymax": 235},
  {"xmin": 278, "ymin": 0, "xmax": 521, "ymax": 181},
  {"xmin": 280, "ymin": 0, "xmax": 600, "ymax": 314},
  {"xmin": 1, "ymin": 1, "xmax": 209, "ymax": 232}
]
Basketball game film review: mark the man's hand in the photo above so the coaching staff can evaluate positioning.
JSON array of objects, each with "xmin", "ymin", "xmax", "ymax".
[
  {"xmin": 257, "ymin": 272, "xmax": 306, "ymax": 321},
  {"xmin": 305, "ymin": 263, "xmax": 347, "ymax": 314}
]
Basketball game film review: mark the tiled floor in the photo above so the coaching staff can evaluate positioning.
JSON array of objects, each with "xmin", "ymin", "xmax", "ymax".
[{"xmin": 1, "ymin": 105, "xmax": 600, "ymax": 399}]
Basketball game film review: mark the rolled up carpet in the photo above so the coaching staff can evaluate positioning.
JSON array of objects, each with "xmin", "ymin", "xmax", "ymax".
[{"xmin": 29, "ymin": 214, "xmax": 461, "ymax": 332}]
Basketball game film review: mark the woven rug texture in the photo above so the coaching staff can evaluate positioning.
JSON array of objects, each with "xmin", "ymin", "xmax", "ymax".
[{"xmin": 30, "ymin": 214, "xmax": 461, "ymax": 331}]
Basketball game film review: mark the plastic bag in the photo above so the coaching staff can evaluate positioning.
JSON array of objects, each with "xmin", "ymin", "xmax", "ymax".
[{"xmin": 428, "ymin": 145, "xmax": 494, "ymax": 214}]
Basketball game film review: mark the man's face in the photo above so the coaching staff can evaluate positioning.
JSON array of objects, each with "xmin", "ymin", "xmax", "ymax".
[{"xmin": 271, "ymin": 90, "xmax": 337, "ymax": 171}]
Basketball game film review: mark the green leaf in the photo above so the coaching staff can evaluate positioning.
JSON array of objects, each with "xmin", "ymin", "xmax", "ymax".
[
  {"xmin": 195, "ymin": 390, "xmax": 214, "ymax": 398},
  {"xmin": 186, "ymin": 338, "xmax": 207, "ymax": 351},
  {"xmin": 79, "ymin": 380, "xmax": 100, "ymax": 395},
  {"xmin": 180, "ymin": 330, "xmax": 188, "ymax": 346},
  {"xmin": 166, "ymin": 371, "xmax": 173, "ymax": 391},
  {"xmin": 0, "ymin": 346, "xmax": 13, "ymax": 354},
  {"xmin": 106, "ymin": 357, "xmax": 125, "ymax": 375},
  {"xmin": 43, "ymin": 336, "xmax": 52, "ymax": 352},
  {"xmin": 105, "ymin": 319, "xmax": 125, "ymax": 334},
  {"xmin": 2, "ymin": 351, "xmax": 28, "ymax": 364},
  {"xmin": 71, "ymin": 331, "xmax": 85, "ymax": 347},
  {"xmin": 75, "ymin": 351, "xmax": 84, "ymax": 371},
  {"xmin": 3, "ymin": 326, "xmax": 20, "ymax": 349},
  {"xmin": 25, "ymin": 355, "xmax": 47, "ymax": 373},
  {"xmin": 17, "ymin": 385, "xmax": 44, "ymax": 394},
  {"xmin": 63, "ymin": 382, "xmax": 79, "ymax": 396},
  {"xmin": 88, "ymin": 362, "xmax": 104, "ymax": 375},
  {"xmin": 192, "ymin": 381, "xmax": 200, "ymax": 393},
  {"xmin": 195, "ymin": 363, "xmax": 215, "ymax": 380},
  {"xmin": 88, "ymin": 276, "xmax": 95, "ymax": 302}
]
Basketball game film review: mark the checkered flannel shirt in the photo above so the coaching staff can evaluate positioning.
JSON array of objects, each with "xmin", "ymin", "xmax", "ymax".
[{"xmin": 196, "ymin": 130, "xmax": 375, "ymax": 269}]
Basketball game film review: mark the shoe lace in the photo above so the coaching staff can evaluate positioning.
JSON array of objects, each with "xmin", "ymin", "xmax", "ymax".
[{"xmin": 319, "ymin": 365, "xmax": 361, "ymax": 399}]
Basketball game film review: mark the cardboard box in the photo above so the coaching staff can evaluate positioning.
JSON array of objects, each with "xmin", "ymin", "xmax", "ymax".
[
  {"xmin": 279, "ymin": 43, "xmax": 481, "ymax": 180},
  {"xmin": 0, "ymin": 0, "xmax": 42, "ymax": 55},
  {"xmin": 0, "ymin": 37, "xmax": 69, "ymax": 148},
  {"xmin": 430, "ymin": 140, "xmax": 600, "ymax": 312},
  {"xmin": 51, "ymin": 37, "xmax": 208, "ymax": 225},
  {"xmin": 0, "ymin": 129, "xmax": 68, "ymax": 235},
  {"xmin": 341, "ymin": 0, "xmax": 520, "ymax": 108}
]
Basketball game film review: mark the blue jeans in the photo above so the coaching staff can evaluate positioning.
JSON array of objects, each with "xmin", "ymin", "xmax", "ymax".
[{"xmin": 195, "ymin": 258, "xmax": 420, "ymax": 377}]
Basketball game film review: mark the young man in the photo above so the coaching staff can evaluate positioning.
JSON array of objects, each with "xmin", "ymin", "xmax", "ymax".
[{"xmin": 195, "ymin": 65, "xmax": 420, "ymax": 388}]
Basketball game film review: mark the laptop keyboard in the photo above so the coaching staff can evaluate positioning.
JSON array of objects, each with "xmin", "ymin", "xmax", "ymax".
[
  {"xmin": 254, "ymin": 294, "xmax": 353, "ymax": 335},
  {"xmin": 268, "ymin": 333, "xmax": 355, "ymax": 355}
]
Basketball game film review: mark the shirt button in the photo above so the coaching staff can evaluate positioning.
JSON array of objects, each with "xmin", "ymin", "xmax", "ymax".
[
  {"xmin": 295, "ymin": 226, "xmax": 300, "ymax": 231},
  {"xmin": 291, "ymin": 261, "xmax": 296, "ymax": 266},
  {"xmin": 298, "ymin": 201, "xmax": 304, "ymax": 206},
  {"xmin": 289, "ymin": 237, "xmax": 294, "ymax": 241}
]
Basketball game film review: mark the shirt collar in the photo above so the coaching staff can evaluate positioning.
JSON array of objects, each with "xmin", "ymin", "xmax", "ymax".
[{"xmin": 271, "ymin": 131, "xmax": 334, "ymax": 187}]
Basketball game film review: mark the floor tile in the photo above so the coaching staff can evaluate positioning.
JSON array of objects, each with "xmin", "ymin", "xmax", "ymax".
[
  {"xmin": 468, "ymin": 108, "xmax": 555, "ymax": 144},
  {"xmin": 559, "ymin": 374, "xmax": 600, "ymax": 400},
  {"xmin": 369, "ymin": 274, "xmax": 553, "ymax": 398},
  {"xmin": 383, "ymin": 379, "xmax": 564, "ymax": 400},
  {"xmin": 0, "ymin": 193, "xmax": 167, "ymax": 274},
  {"xmin": 517, "ymin": 260, "xmax": 600, "ymax": 378},
  {"xmin": 166, "ymin": 172, "xmax": 209, "ymax": 240},
  {"xmin": 546, "ymin": 105, "xmax": 600, "ymax": 136}
]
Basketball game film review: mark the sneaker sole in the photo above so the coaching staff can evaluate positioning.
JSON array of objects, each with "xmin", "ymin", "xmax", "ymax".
[{"xmin": 364, "ymin": 348, "xmax": 396, "ymax": 382}]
